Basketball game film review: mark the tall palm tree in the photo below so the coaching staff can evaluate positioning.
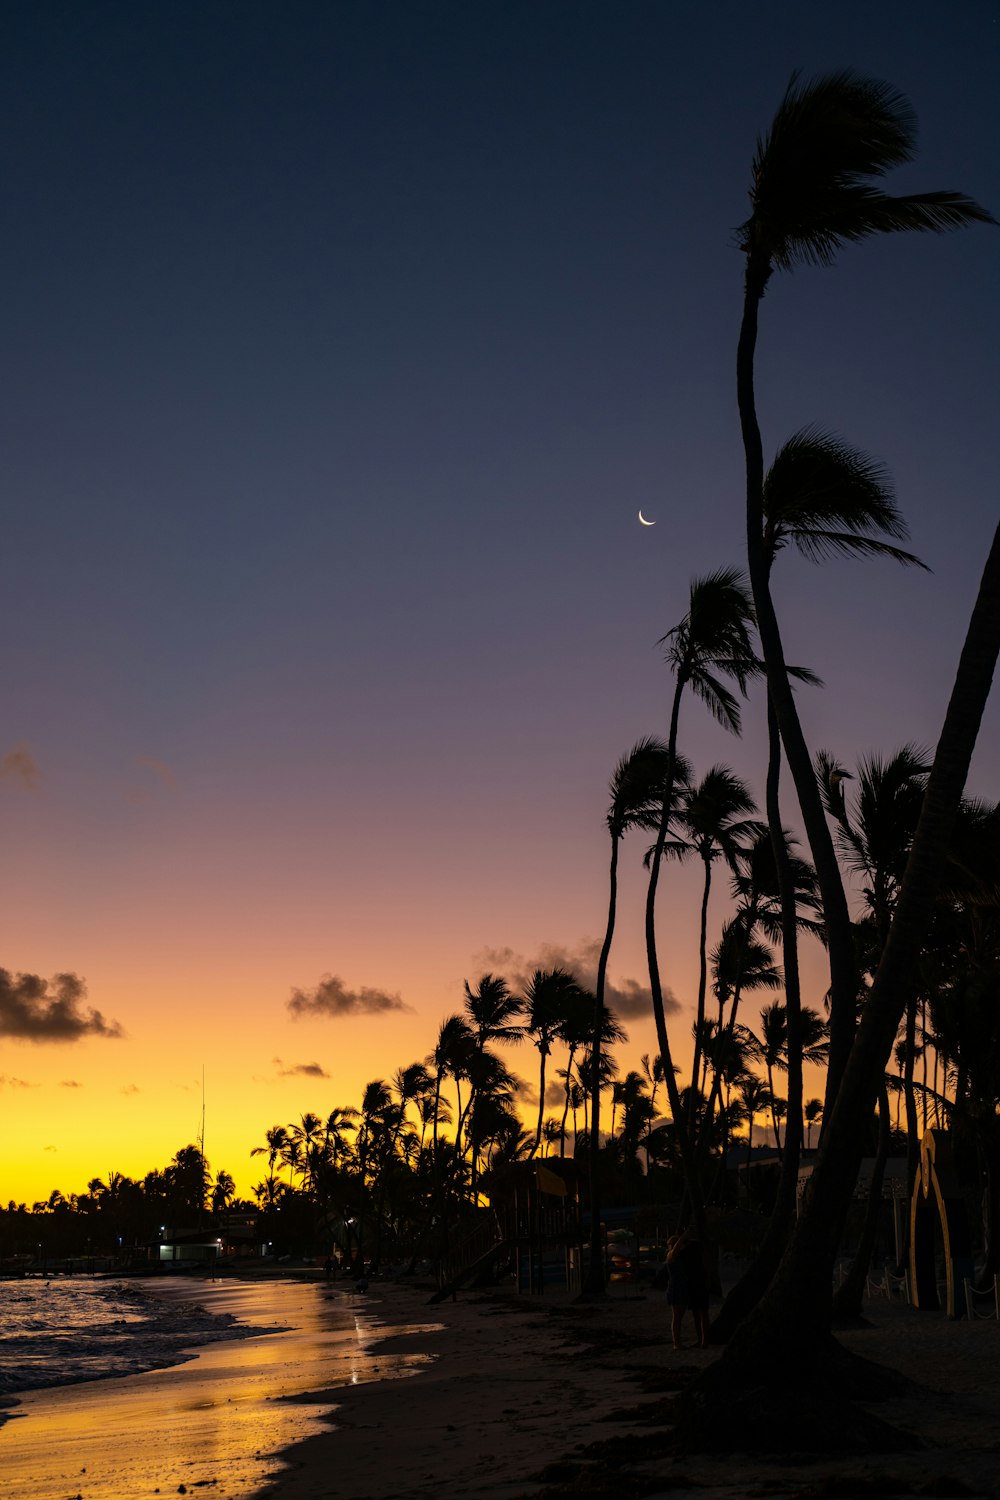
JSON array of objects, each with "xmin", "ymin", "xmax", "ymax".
[
  {"xmin": 756, "ymin": 1001, "xmax": 830, "ymax": 1159},
  {"xmin": 672, "ymin": 766, "xmax": 758, "ymax": 1117},
  {"xmin": 288, "ymin": 1112, "xmax": 325, "ymax": 1196},
  {"xmin": 583, "ymin": 734, "xmax": 672, "ymax": 1294},
  {"xmin": 758, "ymin": 430, "xmax": 927, "ymax": 1181},
  {"xmin": 737, "ymin": 71, "xmax": 993, "ymax": 1118},
  {"xmin": 818, "ymin": 744, "xmax": 930, "ymax": 1180},
  {"xmin": 557, "ymin": 985, "xmax": 596, "ymax": 1156},
  {"xmin": 521, "ymin": 968, "xmax": 583, "ymax": 1157},
  {"xmin": 427, "ymin": 1014, "xmax": 475, "ymax": 1162},
  {"xmin": 644, "ymin": 569, "xmax": 758, "ymax": 1218},
  {"xmin": 323, "ymin": 1106, "xmax": 359, "ymax": 1169}
]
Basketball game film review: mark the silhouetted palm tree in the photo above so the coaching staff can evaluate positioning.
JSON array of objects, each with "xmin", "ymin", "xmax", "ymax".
[
  {"xmin": 462, "ymin": 974, "xmax": 525, "ymax": 1051},
  {"xmin": 803, "ymin": 1098, "xmax": 823, "ymax": 1150},
  {"xmin": 584, "ymin": 734, "xmax": 673, "ymax": 1292},
  {"xmin": 737, "ymin": 70, "xmax": 993, "ymax": 1116},
  {"xmin": 521, "ymin": 968, "xmax": 583, "ymax": 1156},
  {"xmin": 672, "ymin": 766, "xmax": 758, "ymax": 1116},
  {"xmin": 645, "ymin": 570, "xmax": 758, "ymax": 1217}
]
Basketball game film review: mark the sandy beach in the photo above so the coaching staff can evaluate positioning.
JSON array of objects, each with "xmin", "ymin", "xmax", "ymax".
[
  {"xmin": 260, "ymin": 1279, "xmax": 1000, "ymax": 1500},
  {"xmin": 4, "ymin": 1273, "xmax": 1000, "ymax": 1500}
]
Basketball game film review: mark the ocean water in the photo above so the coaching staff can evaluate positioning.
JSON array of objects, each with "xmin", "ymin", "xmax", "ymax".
[
  {"xmin": 0, "ymin": 1276, "xmax": 259, "ymax": 1399},
  {"xmin": 0, "ymin": 1277, "xmax": 438, "ymax": 1500}
]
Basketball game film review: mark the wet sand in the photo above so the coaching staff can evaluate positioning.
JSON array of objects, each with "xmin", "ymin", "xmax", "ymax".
[{"xmin": 0, "ymin": 1276, "xmax": 435, "ymax": 1499}]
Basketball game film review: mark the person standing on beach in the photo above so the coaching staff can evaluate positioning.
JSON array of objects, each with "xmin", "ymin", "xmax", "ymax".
[
  {"xmin": 667, "ymin": 1229, "xmax": 710, "ymax": 1348},
  {"xmin": 665, "ymin": 1233, "xmax": 690, "ymax": 1349}
]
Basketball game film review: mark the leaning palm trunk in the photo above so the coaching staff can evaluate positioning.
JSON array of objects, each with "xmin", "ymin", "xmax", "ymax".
[
  {"xmin": 739, "ymin": 263, "xmax": 858, "ymax": 1112},
  {"xmin": 684, "ymin": 522, "xmax": 1000, "ymax": 1429}
]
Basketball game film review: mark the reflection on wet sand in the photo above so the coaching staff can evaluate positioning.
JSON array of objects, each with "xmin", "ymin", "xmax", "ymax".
[{"xmin": 0, "ymin": 1278, "xmax": 437, "ymax": 1500}]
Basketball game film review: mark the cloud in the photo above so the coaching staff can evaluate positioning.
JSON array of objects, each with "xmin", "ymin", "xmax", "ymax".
[
  {"xmin": 473, "ymin": 939, "xmax": 677, "ymax": 1024},
  {"xmin": 136, "ymin": 755, "xmax": 176, "ymax": 790},
  {"xmin": 43, "ymin": 1144, "xmax": 57, "ymax": 1152},
  {"xmin": 0, "ymin": 743, "xmax": 40, "ymax": 790},
  {"xmin": 60, "ymin": 1080, "xmax": 82, "ymax": 1088},
  {"xmin": 288, "ymin": 974, "xmax": 412, "ymax": 1020},
  {"xmin": 515, "ymin": 1078, "xmax": 567, "ymax": 1110},
  {"xmin": 275, "ymin": 1059, "xmax": 331, "ymax": 1079},
  {"xmin": 0, "ymin": 970, "xmax": 124, "ymax": 1042},
  {"xmin": 0, "ymin": 1075, "xmax": 34, "ymax": 1089},
  {"xmin": 120, "ymin": 1084, "xmax": 140, "ymax": 1095}
]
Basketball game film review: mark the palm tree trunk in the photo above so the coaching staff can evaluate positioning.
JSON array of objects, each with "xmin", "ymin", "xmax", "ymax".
[
  {"xmin": 560, "ymin": 1044, "xmax": 577, "ymax": 1158},
  {"xmin": 585, "ymin": 832, "xmax": 621, "ymax": 1295},
  {"xmin": 688, "ymin": 521, "xmax": 1000, "ymax": 1414},
  {"xmin": 688, "ymin": 855, "xmax": 714, "ymax": 1127},
  {"xmin": 711, "ymin": 696, "xmax": 805, "ymax": 1341},
  {"xmin": 532, "ymin": 1045, "xmax": 548, "ymax": 1156},
  {"xmin": 644, "ymin": 676, "xmax": 703, "ymax": 1226},
  {"xmin": 738, "ymin": 266, "xmax": 857, "ymax": 1113}
]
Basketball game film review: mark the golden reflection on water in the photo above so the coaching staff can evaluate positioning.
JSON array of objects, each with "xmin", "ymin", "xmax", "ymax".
[{"xmin": 0, "ymin": 1280, "xmax": 440, "ymax": 1500}]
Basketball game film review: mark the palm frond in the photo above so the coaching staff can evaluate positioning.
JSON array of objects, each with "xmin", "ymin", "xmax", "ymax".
[
  {"xmin": 689, "ymin": 670, "xmax": 743, "ymax": 732},
  {"xmin": 741, "ymin": 70, "xmax": 995, "ymax": 270}
]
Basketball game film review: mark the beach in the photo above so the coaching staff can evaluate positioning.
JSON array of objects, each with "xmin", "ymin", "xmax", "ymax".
[
  {"xmin": 259, "ymin": 1282, "xmax": 1000, "ymax": 1499},
  {"xmin": 3, "ymin": 1273, "xmax": 1000, "ymax": 1499},
  {"xmin": 0, "ymin": 1275, "xmax": 435, "ymax": 1499}
]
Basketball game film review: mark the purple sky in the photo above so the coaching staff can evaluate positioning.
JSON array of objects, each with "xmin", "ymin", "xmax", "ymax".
[{"xmin": 1, "ymin": 3, "xmax": 997, "ymax": 1196}]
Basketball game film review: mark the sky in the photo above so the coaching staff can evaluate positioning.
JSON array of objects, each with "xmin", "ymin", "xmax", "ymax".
[{"xmin": 2, "ymin": 2, "xmax": 997, "ymax": 1205}]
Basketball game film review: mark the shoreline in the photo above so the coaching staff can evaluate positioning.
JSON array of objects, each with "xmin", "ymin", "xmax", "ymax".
[
  {"xmin": 254, "ymin": 1280, "xmax": 1000, "ymax": 1500},
  {"xmin": 4, "ymin": 1267, "xmax": 1000, "ymax": 1498},
  {"xmin": 0, "ymin": 1271, "xmax": 431, "ymax": 1500}
]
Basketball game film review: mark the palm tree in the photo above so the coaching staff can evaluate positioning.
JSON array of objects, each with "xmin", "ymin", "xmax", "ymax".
[
  {"xmin": 462, "ymin": 974, "xmax": 524, "ymax": 1051},
  {"xmin": 818, "ymin": 744, "xmax": 929, "ymax": 1181},
  {"xmin": 735, "ymin": 1074, "xmax": 773, "ymax": 1169},
  {"xmin": 288, "ymin": 1112, "xmax": 325, "ymax": 1196},
  {"xmin": 211, "ymin": 1170, "xmax": 235, "ymax": 1214},
  {"xmin": 644, "ymin": 570, "xmax": 758, "ymax": 1219},
  {"xmin": 758, "ymin": 431, "xmax": 927, "ymax": 1187},
  {"xmin": 557, "ymin": 985, "xmax": 597, "ymax": 1156},
  {"xmin": 427, "ymin": 1014, "xmax": 475, "ymax": 1162},
  {"xmin": 757, "ymin": 1001, "xmax": 830, "ymax": 1160},
  {"xmin": 583, "ymin": 734, "xmax": 672, "ymax": 1294},
  {"xmin": 521, "ymin": 968, "xmax": 583, "ymax": 1157},
  {"xmin": 672, "ymin": 766, "xmax": 758, "ymax": 1117},
  {"xmin": 737, "ymin": 71, "xmax": 993, "ymax": 1119},
  {"xmin": 803, "ymin": 1098, "xmax": 823, "ymax": 1150},
  {"xmin": 251, "ymin": 1124, "xmax": 290, "ymax": 1197}
]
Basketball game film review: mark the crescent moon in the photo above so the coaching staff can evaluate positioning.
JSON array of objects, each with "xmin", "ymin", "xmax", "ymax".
[{"xmin": 638, "ymin": 510, "xmax": 656, "ymax": 526}]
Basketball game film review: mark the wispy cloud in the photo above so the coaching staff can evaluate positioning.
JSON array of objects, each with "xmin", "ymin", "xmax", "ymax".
[
  {"xmin": 121, "ymin": 1083, "xmax": 140, "ymax": 1096},
  {"xmin": 474, "ymin": 939, "xmax": 675, "ymax": 1023},
  {"xmin": 0, "ymin": 743, "xmax": 40, "ymax": 790},
  {"xmin": 0, "ymin": 970, "xmax": 124, "ymax": 1042},
  {"xmin": 0, "ymin": 1074, "xmax": 34, "ymax": 1089},
  {"xmin": 275, "ymin": 1059, "xmax": 331, "ymax": 1079},
  {"xmin": 288, "ymin": 974, "xmax": 411, "ymax": 1020},
  {"xmin": 60, "ymin": 1079, "xmax": 82, "ymax": 1088}
]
